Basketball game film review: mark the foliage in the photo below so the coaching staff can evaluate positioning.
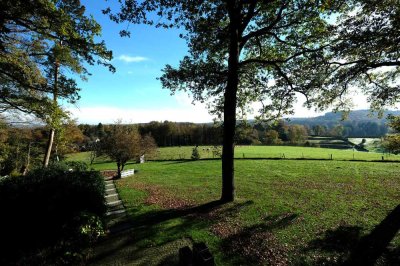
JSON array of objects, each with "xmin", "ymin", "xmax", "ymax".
[
  {"xmin": 212, "ymin": 145, "xmax": 223, "ymax": 158},
  {"xmin": 264, "ymin": 129, "xmax": 282, "ymax": 145},
  {"xmin": 191, "ymin": 146, "xmax": 201, "ymax": 160},
  {"xmin": 54, "ymin": 119, "xmax": 86, "ymax": 157},
  {"xmin": 0, "ymin": 163, "xmax": 106, "ymax": 265},
  {"xmin": 235, "ymin": 122, "xmax": 260, "ymax": 145},
  {"xmin": 387, "ymin": 114, "xmax": 400, "ymax": 133},
  {"xmin": 329, "ymin": 124, "xmax": 345, "ymax": 137},
  {"xmin": 288, "ymin": 125, "xmax": 308, "ymax": 144},
  {"xmin": 383, "ymin": 135, "xmax": 400, "ymax": 154},
  {"xmin": 383, "ymin": 115, "xmax": 400, "ymax": 154},
  {"xmin": 108, "ymin": 0, "xmax": 344, "ymax": 201},
  {"xmin": 312, "ymin": 125, "xmax": 328, "ymax": 136},
  {"xmin": 101, "ymin": 124, "xmax": 141, "ymax": 178},
  {"xmin": 81, "ymin": 121, "xmax": 223, "ymax": 147},
  {"xmin": 140, "ymin": 133, "xmax": 158, "ymax": 160},
  {"xmin": 1, "ymin": 0, "xmax": 114, "ymax": 169},
  {"xmin": 0, "ymin": 125, "xmax": 44, "ymax": 176},
  {"xmin": 0, "ymin": 0, "xmax": 113, "ymax": 117},
  {"xmin": 100, "ymin": 123, "xmax": 158, "ymax": 178},
  {"xmin": 77, "ymin": 114, "xmax": 392, "ymax": 150},
  {"xmin": 303, "ymin": 0, "xmax": 400, "ymax": 112}
]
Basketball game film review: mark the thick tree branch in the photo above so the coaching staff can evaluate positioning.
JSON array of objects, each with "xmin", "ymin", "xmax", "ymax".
[
  {"xmin": 240, "ymin": 2, "xmax": 286, "ymax": 48},
  {"xmin": 239, "ymin": 0, "xmax": 257, "ymax": 35}
]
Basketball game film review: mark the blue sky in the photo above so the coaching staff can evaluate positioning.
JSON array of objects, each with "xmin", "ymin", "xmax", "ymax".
[
  {"xmin": 67, "ymin": 1, "xmax": 370, "ymax": 124},
  {"xmin": 67, "ymin": 0, "xmax": 213, "ymax": 124}
]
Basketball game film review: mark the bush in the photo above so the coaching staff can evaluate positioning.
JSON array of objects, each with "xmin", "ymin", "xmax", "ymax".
[
  {"xmin": 191, "ymin": 146, "xmax": 201, "ymax": 160},
  {"xmin": 0, "ymin": 163, "xmax": 106, "ymax": 265}
]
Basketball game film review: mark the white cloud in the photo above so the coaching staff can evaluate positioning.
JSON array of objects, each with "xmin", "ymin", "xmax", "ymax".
[
  {"xmin": 117, "ymin": 55, "xmax": 149, "ymax": 63},
  {"xmin": 68, "ymin": 105, "xmax": 213, "ymax": 124}
]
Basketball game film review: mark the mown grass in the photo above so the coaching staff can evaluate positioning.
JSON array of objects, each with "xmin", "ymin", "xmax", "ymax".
[
  {"xmin": 67, "ymin": 146, "xmax": 400, "ymax": 169},
  {"xmin": 87, "ymin": 155, "xmax": 400, "ymax": 265}
]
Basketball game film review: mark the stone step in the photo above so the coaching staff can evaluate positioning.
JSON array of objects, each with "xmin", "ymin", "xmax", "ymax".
[
  {"xmin": 107, "ymin": 200, "xmax": 124, "ymax": 212},
  {"xmin": 105, "ymin": 183, "xmax": 114, "ymax": 189},
  {"xmin": 106, "ymin": 209, "xmax": 126, "ymax": 217},
  {"xmin": 106, "ymin": 188, "xmax": 116, "ymax": 195},
  {"xmin": 105, "ymin": 193, "xmax": 119, "ymax": 203},
  {"xmin": 108, "ymin": 204, "xmax": 125, "ymax": 212},
  {"xmin": 107, "ymin": 200, "xmax": 122, "ymax": 206},
  {"xmin": 103, "ymin": 179, "xmax": 128, "ymax": 229}
]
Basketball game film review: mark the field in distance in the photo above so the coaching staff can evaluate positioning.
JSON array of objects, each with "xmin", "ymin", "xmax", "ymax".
[{"xmin": 67, "ymin": 145, "xmax": 400, "ymax": 169}]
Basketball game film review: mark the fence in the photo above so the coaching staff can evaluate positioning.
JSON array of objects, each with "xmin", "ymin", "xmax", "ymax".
[{"xmin": 121, "ymin": 169, "xmax": 135, "ymax": 178}]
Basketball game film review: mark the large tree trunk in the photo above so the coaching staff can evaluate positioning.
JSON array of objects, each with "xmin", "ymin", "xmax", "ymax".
[
  {"xmin": 116, "ymin": 162, "xmax": 122, "ymax": 179},
  {"xmin": 43, "ymin": 128, "xmax": 55, "ymax": 168},
  {"xmin": 221, "ymin": 1, "xmax": 240, "ymax": 202}
]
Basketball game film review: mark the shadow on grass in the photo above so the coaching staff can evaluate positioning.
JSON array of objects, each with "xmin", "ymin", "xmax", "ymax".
[
  {"xmin": 304, "ymin": 204, "xmax": 400, "ymax": 265},
  {"xmin": 88, "ymin": 200, "xmax": 253, "ymax": 265},
  {"xmin": 220, "ymin": 213, "xmax": 298, "ymax": 265}
]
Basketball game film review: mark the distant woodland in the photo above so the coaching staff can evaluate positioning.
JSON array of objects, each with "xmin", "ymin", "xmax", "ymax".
[
  {"xmin": 79, "ymin": 110, "xmax": 399, "ymax": 147},
  {"xmin": 1, "ymin": 109, "xmax": 398, "ymax": 176}
]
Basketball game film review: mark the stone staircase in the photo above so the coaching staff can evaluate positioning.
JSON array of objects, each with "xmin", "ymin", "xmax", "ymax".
[{"xmin": 104, "ymin": 180, "xmax": 127, "ymax": 227}]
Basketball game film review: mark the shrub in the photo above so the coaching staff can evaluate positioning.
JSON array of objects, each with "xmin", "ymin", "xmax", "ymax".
[
  {"xmin": 191, "ymin": 146, "xmax": 201, "ymax": 160},
  {"xmin": 0, "ymin": 163, "xmax": 106, "ymax": 265},
  {"xmin": 212, "ymin": 145, "xmax": 222, "ymax": 158}
]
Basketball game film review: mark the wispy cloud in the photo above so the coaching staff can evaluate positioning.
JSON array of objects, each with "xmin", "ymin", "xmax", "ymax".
[{"xmin": 117, "ymin": 55, "xmax": 149, "ymax": 63}]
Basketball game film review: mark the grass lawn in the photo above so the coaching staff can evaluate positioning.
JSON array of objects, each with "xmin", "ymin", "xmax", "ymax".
[
  {"xmin": 67, "ymin": 146, "xmax": 400, "ymax": 170},
  {"xmin": 88, "ymin": 158, "xmax": 400, "ymax": 265}
]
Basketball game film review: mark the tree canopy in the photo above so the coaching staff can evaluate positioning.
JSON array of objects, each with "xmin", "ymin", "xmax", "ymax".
[
  {"xmin": 383, "ymin": 114, "xmax": 400, "ymax": 154},
  {"xmin": 304, "ymin": 0, "xmax": 400, "ymax": 112},
  {"xmin": 100, "ymin": 123, "xmax": 157, "ymax": 179},
  {"xmin": 0, "ymin": 0, "xmax": 114, "ymax": 118},
  {"xmin": 110, "ymin": 0, "xmax": 344, "ymax": 201}
]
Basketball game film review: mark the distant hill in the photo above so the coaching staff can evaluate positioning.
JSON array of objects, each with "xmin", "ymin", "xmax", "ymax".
[
  {"xmin": 288, "ymin": 109, "xmax": 400, "ymax": 137},
  {"xmin": 290, "ymin": 109, "xmax": 400, "ymax": 124}
]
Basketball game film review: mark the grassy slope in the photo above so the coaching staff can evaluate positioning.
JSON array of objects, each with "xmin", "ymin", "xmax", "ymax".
[{"xmin": 88, "ymin": 156, "xmax": 400, "ymax": 265}]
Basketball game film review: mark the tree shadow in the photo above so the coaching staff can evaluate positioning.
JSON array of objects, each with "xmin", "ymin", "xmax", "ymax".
[
  {"xmin": 220, "ymin": 213, "xmax": 298, "ymax": 265},
  {"xmin": 88, "ymin": 200, "xmax": 253, "ymax": 265},
  {"xmin": 304, "ymin": 204, "xmax": 400, "ymax": 265}
]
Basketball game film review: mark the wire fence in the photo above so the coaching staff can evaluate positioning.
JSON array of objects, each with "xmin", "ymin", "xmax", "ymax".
[{"xmin": 152, "ymin": 148, "xmax": 400, "ymax": 162}]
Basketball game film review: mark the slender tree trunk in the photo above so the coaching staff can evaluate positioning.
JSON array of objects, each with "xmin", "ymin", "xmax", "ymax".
[
  {"xmin": 221, "ymin": 1, "xmax": 240, "ymax": 202},
  {"xmin": 117, "ymin": 162, "xmax": 122, "ymax": 179},
  {"xmin": 43, "ymin": 129, "xmax": 55, "ymax": 167},
  {"xmin": 23, "ymin": 142, "xmax": 32, "ymax": 176},
  {"xmin": 43, "ymin": 60, "xmax": 59, "ymax": 168}
]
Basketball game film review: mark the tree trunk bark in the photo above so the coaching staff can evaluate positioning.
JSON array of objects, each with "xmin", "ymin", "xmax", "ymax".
[
  {"xmin": 117, "ymin": 162, "xmax": 122, "ymax": 179},
  {"xmin": 43, "ymin": 128, "xmax": 55, "ymax": 168},
  {"xmin": 221, "ymin": 1, "xmax": 240, "ymax": 202},
  {"xmin": 43, "ymin": 59, "xmax": 59, "ymax": 168},
  {"xmin": 23, "ymin": 142, "xmax": 31, "ymax": 175}
]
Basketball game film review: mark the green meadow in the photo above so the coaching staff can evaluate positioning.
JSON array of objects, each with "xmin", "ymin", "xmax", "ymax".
[
  {"xmin": 68, "ymin": 146, "xmax": 400, "ymax": 265},
  {"xmin": 68, "ymin": 145, "xmax": 400, "ymax": 166}
]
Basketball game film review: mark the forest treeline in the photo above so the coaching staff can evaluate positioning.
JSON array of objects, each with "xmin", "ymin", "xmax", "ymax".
[
  {"xmin": 0, "ymin": 114, "xmax": 394, "ymax": 176},
  {"xmin": 79, "ymin": 117, "xmax": 391, "ymax": 148}
]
